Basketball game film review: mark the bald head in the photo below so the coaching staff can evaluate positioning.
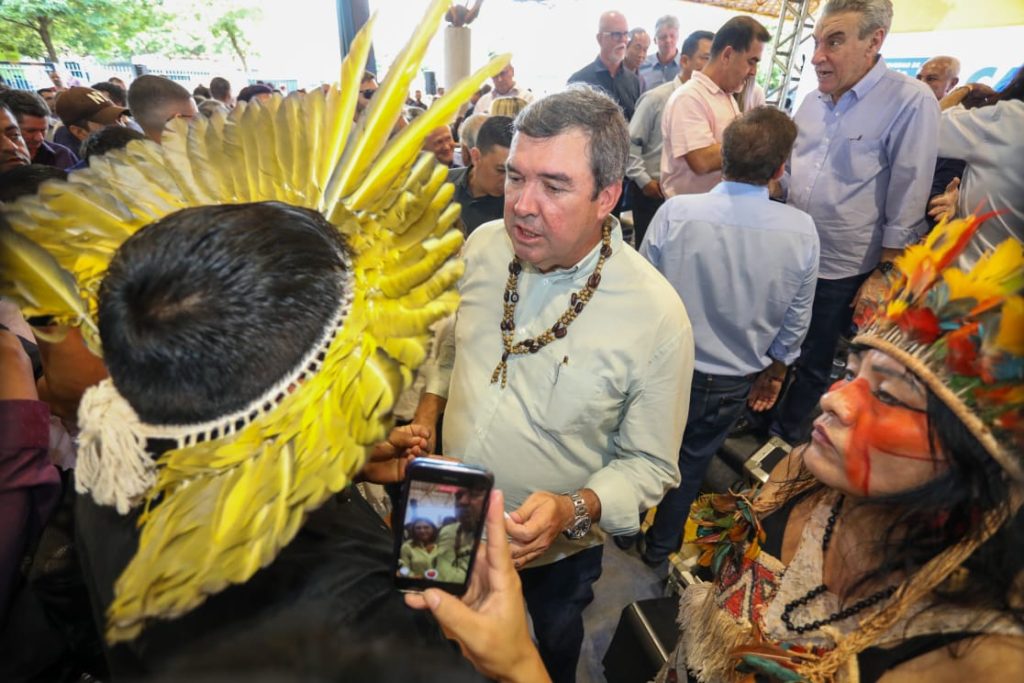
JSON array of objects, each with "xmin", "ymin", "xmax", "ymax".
[
  {"xmin": 597, "ymin": 11, "xmax": 629, "ymax": 67},
  {"xmin": 916, "ymin": 56, "xmax": 960, "ymax": 100}
]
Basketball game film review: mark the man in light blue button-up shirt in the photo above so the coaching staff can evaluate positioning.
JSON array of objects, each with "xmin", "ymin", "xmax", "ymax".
[
  {"xmin": 408, "ymin": 87, "xmax": 693, "ymax": 683},
  {"xmin": 769, "ymin": 0, "xmax": 939, "ymax": 443},
  {"xmin": 639, "ymin": 106, "xmax": 818, "ymax": 564}
]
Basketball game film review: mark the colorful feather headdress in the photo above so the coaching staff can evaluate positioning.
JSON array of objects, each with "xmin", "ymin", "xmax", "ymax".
[
  {"xmin": 853, "ymin": 212, "xmax": 1023, "ymax": 481},
  {"xmin": 0, "ymin": 0, "xmax": 509, "ymax": 644}
]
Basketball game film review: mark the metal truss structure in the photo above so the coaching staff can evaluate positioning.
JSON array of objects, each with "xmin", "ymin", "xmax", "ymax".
[{"xmin": 763, "ymin": 0, "xmax": 818, "ymax": 109}]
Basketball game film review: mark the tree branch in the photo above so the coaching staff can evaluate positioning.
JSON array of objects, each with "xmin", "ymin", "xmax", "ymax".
[{"xmin": 0, "ymin": 15, "xmax": 39, "ymax": 31}]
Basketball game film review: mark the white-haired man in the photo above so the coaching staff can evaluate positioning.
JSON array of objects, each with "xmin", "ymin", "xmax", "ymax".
[{"xmin": 769, "ymin": 0, "xmax": 939, "ymax": 443}]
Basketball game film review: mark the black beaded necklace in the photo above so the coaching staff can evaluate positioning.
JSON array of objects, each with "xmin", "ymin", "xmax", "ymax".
[
  {"xmin": 490, "ymin": 223, "xmax": 613, "ymax": 388},
  {"xmin": 781, "ymin": 495, "xmax": 897, "ymax": 635}
]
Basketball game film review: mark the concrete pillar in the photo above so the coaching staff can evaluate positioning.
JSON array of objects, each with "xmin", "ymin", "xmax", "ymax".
[{"xmin": 444, "ymin": 25, "xmax": 471, "ymax": 91}]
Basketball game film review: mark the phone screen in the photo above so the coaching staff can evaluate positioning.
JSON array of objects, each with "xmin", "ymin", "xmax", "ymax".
[{"xmin": 394, "ymin": 459, "xmax": 492, "ymax": 594}]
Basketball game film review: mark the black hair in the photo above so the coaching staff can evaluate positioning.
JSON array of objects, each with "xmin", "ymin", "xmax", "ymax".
[
  {"xmin": 0, "ymin": 88, "xmax": 50, "ymax": 120},
  {"xmin": 0, "ymin": 164, "xmax": 67, "ymax": 202},
  {"xmin": 237, "ymin": 84, "xmax": 275, "ymax": 103},
  {"xmin": 193, "ymin": 85, "xmax": 212, "ymax": 100},
  {"xmin": 987, "ymin": 62, "xmax": 1024, "ymax": 105},
  {"xmin": 858, "ymin": 393, "xmax": 1024, "ymax": 624},
  {"xmin": 474, "ymin": 115, "xmax": 513, "ymax": 155},
  {"xmin": 210, "ymin": 77, "xmax": 231, "ymax": 101},
  {"xmin": 80, "ymin": 125, "xmax": 146, "ymax": 164},
  {"xmin": 91, "ymin": 81, "xmax": 127, "ymax": 107},
  {"xmin": 98, "ymin": 202, "xmax": 350, "ymax": 425},
  {"xmin": 158, "ymin": 612, "xmax": 481, "ymax": 683},
  {"xmin": 682, "ymin": 30, "xmax": 715, "ymax": 58},
  {"xmin": 710, "ymin": 16, "xmax": 771, "ymax": 59},
  {"xmin": 773, "ymin": 345, "xmax": 1024, "ymax": 628}
]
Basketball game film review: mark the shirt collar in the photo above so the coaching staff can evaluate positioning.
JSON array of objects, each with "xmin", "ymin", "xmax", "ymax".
[
  {"xmin": 449, "ymin": 166, "xmax": 471, "ymax": 191},
  {"xmin": 712, "ymin": 180, "xmax": 770, "ymax": 199},
  {"xmin": 691, "ymin": 70, "xmax": 725, "ymax": 95},
  {"xmin": 522, "ymin": 216, "xmax": 624, "ymax": 282},
  {"xmin": 850, "ymin": 55, "xmax": 887, "ymax": 99}
]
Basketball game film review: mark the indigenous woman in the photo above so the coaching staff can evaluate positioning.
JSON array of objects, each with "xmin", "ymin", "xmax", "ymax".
[
  {"xmin": 400, "ymin": 519, "xmax": 440, "ymax": 578},
  {"xmin": 659, "ymin": 218, "xmax": 1024, "ymax": 682}
]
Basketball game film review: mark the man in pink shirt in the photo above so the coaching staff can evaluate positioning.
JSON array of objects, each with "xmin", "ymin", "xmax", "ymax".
[{"xmin": 660, "ymin": 16, "xmax": 770, "ymax": 197}]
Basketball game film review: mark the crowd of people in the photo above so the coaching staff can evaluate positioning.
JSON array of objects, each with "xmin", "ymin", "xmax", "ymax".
[{"xmin": 1, "ymin": 0, "xmax": 1022, "ymax": 681}]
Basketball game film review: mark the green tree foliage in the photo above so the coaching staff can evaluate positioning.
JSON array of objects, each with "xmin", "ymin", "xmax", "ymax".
[
  {"xmin": 0, "ymin": 0, "xmax": 169, "ymax": 62},
  {"xmin": 160, "ymin": 0, "xmax": 262, "ymax": 74}
]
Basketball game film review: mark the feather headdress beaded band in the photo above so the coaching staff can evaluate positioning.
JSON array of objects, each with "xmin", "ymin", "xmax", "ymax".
[
  {"xmin": 853, "ymin": 212, "xmax": 1023, "ymax": 481},
  {"xmin": 0, "ymin": 0, "xmax": 509, "ymax": 644}
]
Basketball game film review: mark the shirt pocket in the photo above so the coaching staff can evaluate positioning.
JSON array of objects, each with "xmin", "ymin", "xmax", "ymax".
[
  {"xmin": 834, "ymin": 138, "xmax": 886, "ymax": 183},
  {"xmin": 541, "ymin": 360, "xmax": 606, "ymax": 435}
]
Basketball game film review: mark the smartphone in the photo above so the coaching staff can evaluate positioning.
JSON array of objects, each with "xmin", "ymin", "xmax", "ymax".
[{"xmin": 393, "ymin": 457, "xmax": 493, "ymax": 596}]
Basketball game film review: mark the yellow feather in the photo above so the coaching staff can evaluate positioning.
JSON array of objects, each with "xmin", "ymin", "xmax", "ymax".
[
  {"xmin": 329, "ymin": 1, "xmax": 449, "ymax": 201},
  {"xmin": 0, "ymin": 225, "xmax": 98, "ymax": 349},
  {"xmin": 346, "ymin": 52, "xmax": 511, "ymax": 211},
  {"xmin": 994, "ymin": 296, "xmax": 1024, "ymax": 354},
  {"xmin": 5, "ymin": 0, "xmax": 478, "ymax": 643}
]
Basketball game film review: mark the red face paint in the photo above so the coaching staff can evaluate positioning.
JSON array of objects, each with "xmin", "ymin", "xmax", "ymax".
[{"xmin": 824, "ymin": 378, "xmax": 933, "ymax": 495}]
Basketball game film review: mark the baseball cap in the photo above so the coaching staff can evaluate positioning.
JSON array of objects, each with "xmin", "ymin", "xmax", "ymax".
[{"xmin": 55, "ymin": 86, "xmax": 128, "ymax": 128}]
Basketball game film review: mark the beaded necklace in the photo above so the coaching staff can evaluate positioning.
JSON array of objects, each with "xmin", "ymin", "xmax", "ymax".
[
  {"xmin": 490, "ymin": 222, "xmax": 613, "ymax": 388},
  {"xmin": 781, "ymin": 495, "xmax": 898, "ymax": 635}
]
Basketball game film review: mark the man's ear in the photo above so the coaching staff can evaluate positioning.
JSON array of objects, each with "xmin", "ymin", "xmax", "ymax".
[
  {"xmin": 868, "ymin": 28, "xmax": 886, "ymax": 56},
  {"xmin": 595, "ymin": 181, "xmax": 622, "ymax": 218},
  {"xmin": 469, "ymin": 146, "xmax": 481, "ymax": 167},
  {"xmin": 70, "ymin": 124, "xmax": 90, "ymax": 142},
  {"xmin": 771, "ymin": 163, "xmax": 786, "ymax": 182},
  {"xmin": 948, "ymin": 76, "xmax": 960, "ymax": 92}
]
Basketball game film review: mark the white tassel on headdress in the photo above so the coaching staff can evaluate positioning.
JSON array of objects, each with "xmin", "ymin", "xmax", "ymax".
[{"xmin": 76, "ymin": 378, "xmax": 156, "ymax": 514}]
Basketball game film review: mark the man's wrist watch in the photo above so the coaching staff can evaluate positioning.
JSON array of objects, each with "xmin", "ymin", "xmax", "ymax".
[
  {"xmin": 877, "ymin": 260, "xmax": 896, "ymax": 276},
  {"xmin": 563, "ymin": 491, "xmax": 591, "ymax": 540}
]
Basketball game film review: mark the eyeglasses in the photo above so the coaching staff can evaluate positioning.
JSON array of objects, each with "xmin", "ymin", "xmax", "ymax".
[
  {"xmin": 600, "ymin": 31, "xmax": 629, "ymax": 41},
  {"xmin": 360, "ymin": 89, "xmax": 376, "ymax": 99}
]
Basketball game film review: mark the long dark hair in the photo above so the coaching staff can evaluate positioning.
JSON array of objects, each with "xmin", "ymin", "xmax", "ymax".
[
  {"xmin": 776, "ymin": 368, "xmax": 1023, "ymax": 626},
  {"xmin": 979, "ymin": 62, "xmax": 1024, "ymax": 106}
]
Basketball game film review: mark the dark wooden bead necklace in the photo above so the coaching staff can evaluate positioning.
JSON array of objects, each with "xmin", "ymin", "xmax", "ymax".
[
  {"xmin": 490, "ymin": 222, "xmax": 613, "ymax": 388},
  {"xmin": 781, "ymin": 495, "xmax": 897, "ymax": 635}
]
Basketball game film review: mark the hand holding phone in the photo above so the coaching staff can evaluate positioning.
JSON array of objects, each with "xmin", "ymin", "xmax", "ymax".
[
  {"xmin": 393, "ymin": 457, "xmax": 493, "ymax": 595},
  {"xmin": 405, "ymin": 490, "xmax": 552, "ymax": 683}
]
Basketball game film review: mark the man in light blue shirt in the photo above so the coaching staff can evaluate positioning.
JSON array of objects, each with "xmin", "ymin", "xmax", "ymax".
[
  {"xmin": 639, "ymin": 15, "xmax": 681, "ymax": 91},
  {"xmin": 639, "ymin": 106, "xmax": 818, "ymax": 565},
  {"xmin": 769, "ymin": 0, "xmax": 938, "ymax": 442},
  {"xmin": 407, "ymin": 87, "xmax": 693, "ymax": 683}
]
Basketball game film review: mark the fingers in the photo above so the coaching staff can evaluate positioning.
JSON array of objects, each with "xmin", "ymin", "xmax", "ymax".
[
  {"xmin": 509, "ymin": 544, "xmax": 546, "ymax": 566},
  {"xmin": 945, "ymin": 177, "xmax": 960, "ymax": 193},
  {"xmin": 404, "ymin": 591, "xmax": 429, "ymax": 610},
  {"xmin": 505, "ymin": 496, "xmax": 545, "ymax": 543},
  {"xmin": 484, "ymin": 491, "xmax": 514, "ymax": 573}
]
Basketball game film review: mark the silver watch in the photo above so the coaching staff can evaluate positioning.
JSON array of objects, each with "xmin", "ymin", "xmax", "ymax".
[{"xmin": 563, "ymin": 491, "xmax": 591, "ymax": 540}]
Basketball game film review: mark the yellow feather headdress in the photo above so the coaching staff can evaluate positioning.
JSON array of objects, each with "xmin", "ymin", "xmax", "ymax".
[
  {"xmin": 0, "ymin": 0, "xmax": 509, "ymax": 643},
  {"xmin": 853, "ymin": 212, "xmax": 1024, "ymax": 481}
]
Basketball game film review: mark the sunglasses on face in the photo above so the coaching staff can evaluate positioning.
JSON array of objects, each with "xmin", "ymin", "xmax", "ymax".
[{"xmin": 360, "ymin": 89, "xmax": 376, "ymax": 99}]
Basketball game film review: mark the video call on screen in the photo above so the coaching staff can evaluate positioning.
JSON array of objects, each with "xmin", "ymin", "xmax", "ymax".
[{"xmin": 397, "ymin": 480, "xmax": 486, "ymax": 584}]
